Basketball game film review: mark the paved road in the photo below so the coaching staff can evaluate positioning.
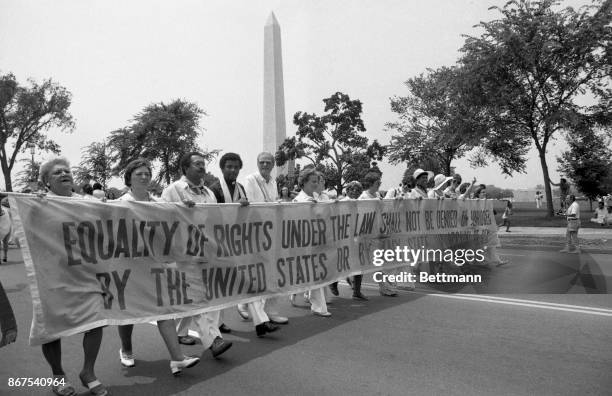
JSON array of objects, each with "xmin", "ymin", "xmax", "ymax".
[{"xmin": 1, "ymin": 246, "xmax": 611, "ymax": 396}]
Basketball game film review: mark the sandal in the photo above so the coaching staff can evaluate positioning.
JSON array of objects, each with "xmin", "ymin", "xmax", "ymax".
[
  {"xmin": 79, "ymin": 374, "xmax": 109, "ymax": 396},
  {"xmin": 51, "ymin": 376, "xmax": 76, "ymax": 396}
]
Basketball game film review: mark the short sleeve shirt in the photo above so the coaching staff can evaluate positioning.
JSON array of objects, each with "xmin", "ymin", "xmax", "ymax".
[
  {"xmin": 161, "ymin": 176, "xmax": 217, "ymax": 204},
  {"xmin": 244, "ymin": 172, "xmax": 277, "ymax": 203}
]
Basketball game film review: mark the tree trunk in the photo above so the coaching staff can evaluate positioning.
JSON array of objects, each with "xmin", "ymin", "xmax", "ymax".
[
  {"xmin": 164, "ymin": 156, "xmax": 171, "ymax": 185},
  {"xmin": 0, "ymin": 158, "xmax": 12, "ymax": 192},
  {"xmin": 538, "ymin": 149, "xmax": 555, "ymax": 217},
  {"xmin": 444, "ymin": 160, "xmax": 452, "ymax": 177},
  {"xmin": 2, "ymin": 173, "xmax": 11, "ymax": 192}
]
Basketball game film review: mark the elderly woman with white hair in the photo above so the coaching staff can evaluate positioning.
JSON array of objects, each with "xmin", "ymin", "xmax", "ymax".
[{"xmin": 38, "ymin": 157, "xmax": 108, "ymax": 396}]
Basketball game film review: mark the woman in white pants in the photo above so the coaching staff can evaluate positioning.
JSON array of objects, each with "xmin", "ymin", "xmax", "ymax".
[{"xmin": 293, "ymin": 168, "xmax": 332, "ymax": 317}]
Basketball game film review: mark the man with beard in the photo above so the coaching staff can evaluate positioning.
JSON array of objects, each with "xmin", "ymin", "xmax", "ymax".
[
  {"xmin": 209, "ymin": 153, "xmax": 280, "ymax": 337},
  {"xmin": 161, "ymin": 151, "xmax": 233, "ymax": 358},
  {"xmin": 239, "ymin": 152, "xmax": 290, "ymax": 326}
]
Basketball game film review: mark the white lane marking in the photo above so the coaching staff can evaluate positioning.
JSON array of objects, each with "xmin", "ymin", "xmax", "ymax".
[
  {"xmin": 355, "ymin": 282, "xmax": 612, "ymax": 316},
  {"xmin": 427, "ymin": 294, "xmax": 612, "ymax": 317},
  {"xmin": 449, "ymin": 294, "xmax": 612, "ymax": 313}
]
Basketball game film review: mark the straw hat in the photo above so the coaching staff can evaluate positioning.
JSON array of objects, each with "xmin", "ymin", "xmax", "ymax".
[
  {"xmin": 413, "ymin": 169, "xmax": 434, "ymax": 181},
  {"xmin": 433, "ymin": 174, "xmax": 453, "ymax": 189}
]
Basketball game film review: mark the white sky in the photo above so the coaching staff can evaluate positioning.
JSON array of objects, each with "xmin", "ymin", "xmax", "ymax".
[{"xmin": 0, "ymin": 0, "xmax": 592, "ymax": 190}]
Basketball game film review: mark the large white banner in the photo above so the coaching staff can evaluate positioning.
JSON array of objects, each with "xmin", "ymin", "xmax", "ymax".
[{"xmin": 9, "ymin": 194, "xmax": 498, "ymax": 345}]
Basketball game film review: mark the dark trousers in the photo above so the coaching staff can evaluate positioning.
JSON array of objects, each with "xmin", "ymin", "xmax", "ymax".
[{"xmin": 351, "ymin": 275, "xmax": 363, "ymax": 295}]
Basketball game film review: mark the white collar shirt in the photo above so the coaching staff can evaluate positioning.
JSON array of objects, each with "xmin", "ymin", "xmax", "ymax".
[
  {"xmin": 358, "ymin": 190, "xmax": 380, "ymax": 200},
  {"xmin": 244, "ymin": 172, "xmax": 277, "ymax": 203},
  {"xmin": 119, "ymin": 190, "xmax": 161, "ymax": 202},
  {"xmin": 293, "ymin": 190, "xmax": 316, "ymax": 203},
  {"xmin": 161, "ymin": 175, "xmax": 217, "ymax": 204}
]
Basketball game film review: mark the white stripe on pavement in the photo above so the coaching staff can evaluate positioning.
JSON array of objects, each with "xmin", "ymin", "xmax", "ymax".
[
  {"xmin": 449, "ymin": 294, "xmax": 612, "ymax": 313},
  {"xmin": 356, "ymin": 282, "xmax": 612, "ymax": 317},
  {"xmin": 425, "ymin": 293, "xmax": 612, "ymax": 316}
]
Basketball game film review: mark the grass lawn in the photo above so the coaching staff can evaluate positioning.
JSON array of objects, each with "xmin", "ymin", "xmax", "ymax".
[{"xmin": 490, "ymin": 199, "xmax": 610, "ymax": 228}]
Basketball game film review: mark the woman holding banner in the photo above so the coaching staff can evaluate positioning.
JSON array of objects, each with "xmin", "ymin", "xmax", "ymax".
[
  {"xmin": 339, "ymin": 181, "xmax": 368, "ymax": 300},
  {"xmin": 292, "ymin": 168, "xmax": 332, "ymax": 317},
  {"xmin": 360, "ymin": 172, "xmax": 398, "ymax": 297},
  {"xmin": 116, "ymin": 159, "xmax": 200, "ymax": 375},
  {"xmin": 38, "ymin": 157, "xmax": 107, "ymax": 396},
  {"xmin": 472, "ymin": 184, "xmax": 487, "ymax": 199},
  {"xmin": 408, "ymin": 169, "xmax": 433, "ymax": 199}
]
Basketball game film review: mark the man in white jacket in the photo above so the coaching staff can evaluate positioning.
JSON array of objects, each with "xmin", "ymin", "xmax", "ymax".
[
  {"xmin": 161, "ymin": 151, "xmax": 233, "ymax": 358},
  {"xmin": 209, "ymin": 152, "xmax": 281, "ymax": 337},
  {"xmin": 239, "ymin": 152, "xmax": 289, "ymax": 325}
]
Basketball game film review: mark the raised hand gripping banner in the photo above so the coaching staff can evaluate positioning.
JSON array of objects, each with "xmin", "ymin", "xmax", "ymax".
[{"xmin": 8, "ymin": 194, "xmax": 498, "ymax": 345}]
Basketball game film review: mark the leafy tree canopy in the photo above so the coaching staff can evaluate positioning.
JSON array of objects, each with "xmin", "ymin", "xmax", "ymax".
[
  {"xmin": 387, "ymin": 66, "xmax": 486, "ymax": 176},
  {"xmin": 73, "ymin": 140, "xmax": 113, "ymax": 189},
  {"xmin": 276, "ymin": 92, "xmax": 386, "ymax": 193},
  {"xmin": 458, "ymin": 0, "xmax": 611, "ymax": 215},
  {"xmin": 557, "ymin": 126, "xmax": 612, "ymax": 201},
  {"xmin": 0, "ymin": 72, "xmax": 74, "ymax": 191},
  {"xmin": 107, "ymin": 99, "xmax": 218, "ymax": 185}
]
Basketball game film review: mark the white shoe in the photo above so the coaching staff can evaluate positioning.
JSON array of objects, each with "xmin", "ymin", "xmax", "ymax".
[
  {"xmin": 312, "ymin": 311, "xmax": 332, "ymax": 317},
  {"xmin": 236, "ymin": 304, "xmax": 250, "ymax": 321},
  {"xmin": 119, "ymin": 349, "xmax": 135, "ymax": 367},
  {"xmin": 268, "ymin": 315, "xmax": 289, "ymax": 325},
  {"xmin": 170, "ymin": 355, "xmax": 200, "ymax": 376}
]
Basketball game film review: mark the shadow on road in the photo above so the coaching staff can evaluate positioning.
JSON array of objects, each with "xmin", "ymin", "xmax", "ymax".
[{"xmin": 102, "ymin": 291, "xmax": 426, "ymax": 395}]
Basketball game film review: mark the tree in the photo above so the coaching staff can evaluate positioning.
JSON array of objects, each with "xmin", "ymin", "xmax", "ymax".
[
  {"xmin": 557, "ymin": 126, "xmax": 612, "ymax": 207},
  {"xmin": 386, "ymin": 66, "xmax": 486, "ymax": 175},
  {"xmin": 276, "ymin": 92, "xmax": 386, "ymax": 194},
  {"xmin": 0, "ymin": 73, "xmax": 74, "ymax": 191},
  {"xmin": 458, "ymin": 0, "xmax": 612, "ymax": 216},
  {"xmin": 485, "ymin": 185, "xmax": 515, "ymax": 199},
  {"xmin": 343, "ymin": 153, "xmax": 376, "ymax": 185},
  {"xmin": 107, "ymin": 99, "xmax": 218, "ymax": 185},
  {"xmin": 73, "ymin": 140, "xmax": 113, "ymax": 189},
  {"xmin": 13, "ymin": 158, "xmax": 41, "ymax": 191}
]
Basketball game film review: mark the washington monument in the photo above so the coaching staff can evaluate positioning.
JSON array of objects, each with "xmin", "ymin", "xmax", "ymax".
[{"xmin": 263, "ymin": 12, "xmax": 291, "ymax": 177}]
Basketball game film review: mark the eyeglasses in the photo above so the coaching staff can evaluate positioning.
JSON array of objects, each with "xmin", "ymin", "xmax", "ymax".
[{"xmin": 52, "ymin": 168, "xmax": 71, "ymax": 176}]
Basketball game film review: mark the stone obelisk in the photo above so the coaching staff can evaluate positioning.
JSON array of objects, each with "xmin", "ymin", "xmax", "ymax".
[{"xmin": 263, "ymin": 12, "xmax": 291, "ymax": 178}]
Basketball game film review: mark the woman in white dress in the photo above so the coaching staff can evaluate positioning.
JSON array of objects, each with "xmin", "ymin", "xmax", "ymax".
[{"xmin": 116, "ymin": 159, "xmax": 199, "ymax": 375}]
